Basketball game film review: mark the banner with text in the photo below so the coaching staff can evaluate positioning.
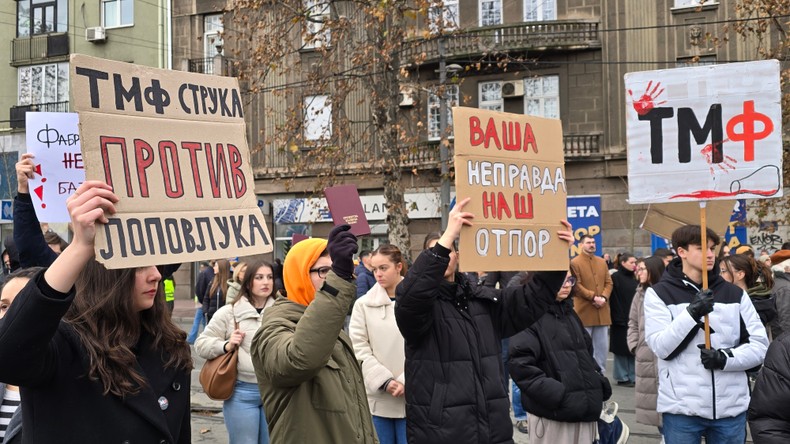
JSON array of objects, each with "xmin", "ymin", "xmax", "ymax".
[
  {"xmin": 568, "ymin": 195, "xmax": 601, "ymax": 258},
  {"xmin": 25, "ymin": 112, "xmax": 85, "ymax": 222},
  {"xmin": 452, "ymin": 107, "xmax": 567, "ymax": 272},
  {"xmin": 71, "ymin": 54, "xmax": 272, "ymax": 268},
  {"xmin": 625, "ymin": 60, "xmax": 783, "ymax": 204}
]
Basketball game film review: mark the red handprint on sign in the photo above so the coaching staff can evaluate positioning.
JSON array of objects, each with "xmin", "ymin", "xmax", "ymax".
[
  {"xmin": 628, "ymin": 81, "xmax": 666, "ymax": 116},
  {"xmin": 700, "ymin": 140, "xmax": 737, "ymax": 175}
]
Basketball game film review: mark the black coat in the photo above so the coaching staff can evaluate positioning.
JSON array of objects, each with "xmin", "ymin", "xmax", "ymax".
[
  {"xmin": 395, "ymin": 245, "xmax": 564, "ymax": 444},
  {"xmin": 0, "ymin": 272, "xmax": 191, "ymax": 444},
  {"xmin": 749, "ymin": 332, "xmax": 790, "ymax": 443},
  {"xmin": 610, "ymin": 266, "xmax": 638, "ymax": 356},
  {"xmin": 509, "ymin": 297, "xmax": 611, "ymax": 423},
  {"xmin": 202, "ymin": 286, "xmax": 225, "ymax": 323}
]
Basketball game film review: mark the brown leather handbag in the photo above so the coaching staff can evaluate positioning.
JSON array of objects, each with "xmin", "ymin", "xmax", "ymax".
[{"xmin": 199, "ymin": 311, "xmax": 239, "ymax": 400}]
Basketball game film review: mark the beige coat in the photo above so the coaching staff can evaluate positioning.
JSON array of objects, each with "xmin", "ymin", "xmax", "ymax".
[
  {"xmin": 195, "ymin": 295, "xmax": 275, "ymax": 383},
  {"xmin": 627, "ymin": 286, "xmax": 661, "ymax": 427},
  {"xmin": 349, "ymin": 282, "xmax": 406, "ymax": 419},
  {"xmin": 571, "ymin": 253, "xmax": 613, "ymax": 326}
]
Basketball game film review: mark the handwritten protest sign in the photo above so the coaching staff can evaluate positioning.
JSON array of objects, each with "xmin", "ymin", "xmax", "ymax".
[
  {"xmin": 625, "ymin": 60, "xmax": 783, "ymax": 204},
  {"xmin": 71, "ymin": 54, "xmax": 272, "ymax": 268},
  {"xmin": 25, "ymin": 112, "xmax": 86, "ymax": 222},
  {"xmin": 452, "ymin": 107, "xmax": 567, "ymax": 272}
]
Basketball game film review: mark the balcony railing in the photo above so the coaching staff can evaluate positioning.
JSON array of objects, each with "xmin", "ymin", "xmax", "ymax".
[
  {"xmin": 401, "ymin": 20, "xmax": 601, "ymax": 65},
  {"xmin": 11, "ymin": 33, "xmax": 69, "ymax": 67},
  {"xmin": 10, "ymin": 102, "xmax": 70, "ymax": 129},
  {"xmin": 253, "ymin": 132, "xmax": 602, "ymax": 176},
  {"xmin": 564, "ymin": 132, "xmax": 602, "ymax": 159},
  {"xmin": 188, "ymin": 57, "xmax": 235, "ymax": 76}
]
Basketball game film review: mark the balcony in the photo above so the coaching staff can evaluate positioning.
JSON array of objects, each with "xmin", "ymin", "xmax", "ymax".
[
  {"xmin": 187, "ymin": 57, "xmax": 235, "ymax": 76},
  {"xmin": 11, "ymin": 33, "xmax": 69, "ymax": 67},
  {"xmin": 401, "ymin": 20, "xmax": 601, "ymax": 65},
  {"xmin": 10, "ymin": 102, "xmax": 70, "ymax": 129}
]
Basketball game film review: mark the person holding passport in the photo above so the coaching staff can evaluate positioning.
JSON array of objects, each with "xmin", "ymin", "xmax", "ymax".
[{"xmin": 394, "ymin": 197, "xmax": 574, "ymax": 444}]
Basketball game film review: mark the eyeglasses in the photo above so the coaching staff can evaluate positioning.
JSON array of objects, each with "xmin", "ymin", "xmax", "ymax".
[
  {"xmin": 309, "ymin": 266, "xmax": 331, "ymax": 279},
  {"xmin": 563, "ymin": 276, "xmax": 577, "ymax": 287}
]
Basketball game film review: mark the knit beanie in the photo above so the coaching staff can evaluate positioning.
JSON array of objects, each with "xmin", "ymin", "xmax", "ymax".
[{"xmin": 283, "ymin": 238, "xmax": 328, "ymax": 306}]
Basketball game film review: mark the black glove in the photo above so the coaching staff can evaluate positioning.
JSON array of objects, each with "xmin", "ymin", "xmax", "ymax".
[
  {"xmin": 698, "ymin": 344, "xmax": 728, "ymax": 370},
  {"xmin": 687, "ymin": 289, "xmax": 714, "ymax": 321},
  {"xmin": 327, "ymin": 224, "xmax": 358, "ymax": 281}
]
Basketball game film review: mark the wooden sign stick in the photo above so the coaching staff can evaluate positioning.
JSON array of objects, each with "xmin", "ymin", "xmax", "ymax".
[{"xmin": 700, "ymin": 201, "xmax": 711, "ymax": 349}]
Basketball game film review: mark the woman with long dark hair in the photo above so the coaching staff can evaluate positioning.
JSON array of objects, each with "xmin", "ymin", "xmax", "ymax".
[
  {"xmin": 720, "ymin": 254, "xmax": 776, "ymax": 334},
  {"xmin": 197, "ymin": 260, "xmax": 275, "ymax": 443},
  {"xmin": 627, "ymin": 255, "xmax": 667, "ymax": 438},
  {"xmin": 204, "ymin": 259, "xmax": 231, "ymax": 323},
  {"xmin": 610, "ymin": 252, "xmax": 638, "ymax": 386},
  {"xmin": 0, "ymin": 181, "xmax": 192, "ymax": 443}
]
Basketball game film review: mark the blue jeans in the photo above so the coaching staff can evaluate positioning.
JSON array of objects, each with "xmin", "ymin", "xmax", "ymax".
[
  {"xmin": 585, "ymin": 326, "xmax": 609, "ymax": 375},
  {"xmin": 187, "ymin": 305, "xmax": 205, "ymax": 344},
  {"xmin": 663, "ymin": 412, "xmax": 746, "ymax": 444},
  {"xmin": 371, "ymin": 416, "xmax": 406, "ymax": 444},
  {"xmin": 223, "ymin": 381, "xmax": 269, "ymax": 444},
  {"xmin": 612, "ymin": 353, "xmax": 635, "ymax": 383},
  {"xmin": 512, "ymin": 380, "xmax": 526, "ymax": 421}
]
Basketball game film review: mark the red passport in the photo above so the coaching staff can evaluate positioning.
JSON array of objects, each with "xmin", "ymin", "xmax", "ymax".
[
  {"xmin": 324, "ymin": 185, "xmax": 371, "ymax": 236},
  {"xmin": 291, "ymin": 233, "xmax": 309, "ymax": 245}
]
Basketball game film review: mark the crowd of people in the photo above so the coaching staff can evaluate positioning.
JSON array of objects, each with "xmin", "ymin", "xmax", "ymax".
[{"xmin": 0, "ymin": 152, "xmax": 788, "ymax": 444}]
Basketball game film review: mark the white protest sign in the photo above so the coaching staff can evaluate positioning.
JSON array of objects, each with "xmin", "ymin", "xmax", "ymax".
[
  {"xmin": 625, "ymin": 60, "xmax": 783, "ymax": 204},
  {"xmin": 25, "ymin": 112, "xmax": 85, "ymax": 222}
]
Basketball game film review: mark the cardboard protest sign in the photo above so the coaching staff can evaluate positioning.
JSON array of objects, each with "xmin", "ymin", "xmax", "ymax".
[
  {"xmin": 452, "ymin": 107, "xmax": 567, "ymax": 272},
  {"xmin": 641, "ymin": 200, "xmax": 735, "ymax": 241},
  {"xmin": 625, "ymin": 60, "xmax": 783, "ymax": 204},
  {"xmin": 324, "ymin": 184, "xmax": 371, "ymax": 236},
  {"xmin": 71, "ymin": 54, "xmax": 272, "ymax": 268},
  {"xmin": 25, "ymin": 112, "xmax": 85, "ymax": 222}
]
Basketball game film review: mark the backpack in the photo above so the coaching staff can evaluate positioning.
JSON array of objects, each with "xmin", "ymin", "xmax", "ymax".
[{"xmin": 594, "ymin": 401, "xmax": 630, "ymax": 444}]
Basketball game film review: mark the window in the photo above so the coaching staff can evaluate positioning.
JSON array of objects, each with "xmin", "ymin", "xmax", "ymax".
[
  {"xmin": 102, "ymin": 0, "xmax": 133, "ymax": 28},
  {"xmin": 674, "ymin": 0, "xmax": 705, "ymax": 7},
  {"xmin": 479, "ymin": 81, "xmax": 503, "ymax": 111},
  {"xmin": 676, "ymin": 55, "xmax": 716, "ymax": 67},
  {"xmin": 524, "ymin": 75, "xmax": 559, "ymax": 119},
  {"xmin": 303, "ymin": 95, "xmax": 332, "ymax": 141},
  {"xmin": 303, "ymin": 0, "xmax": 330, "ymax": 49},
  {"xmin": 429, "ymin": 0, "xmax": 459, "ymax": 32},
  {"xmin": 201, "ymin": 14, "xmax": 224, "ymax": 74},
  {"xmin": 524, "ymin": 0, "xmax": 556, "ymax": 21},
  {"xmin": 18, "ymin": 62, "xmax": 69, "ymax": 106},
  {"xmin": 17, "ymin": 0, "xmax": 67, "ymax": 37},
  {"xmin": 480, "ymin": 0, "xmax": 502, "ymax": 27},
  {"xmin": 428, "ymin": 84, "xmax": 459, "ymax": 140}
]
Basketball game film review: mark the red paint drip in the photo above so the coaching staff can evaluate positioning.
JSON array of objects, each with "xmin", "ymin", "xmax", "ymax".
[{"xmin": 670, "ymin": 189, "xmax": 778, "ymax": 199}]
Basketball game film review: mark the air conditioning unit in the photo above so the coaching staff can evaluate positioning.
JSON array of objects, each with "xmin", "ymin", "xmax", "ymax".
[
  {"xmin": 398, "ymin": 86, "xmax": 415, "ymax": 107},
  {"xmin": 501, "ymin": 81, "xmax": 524, "ymax": 98},
  {"xmin": 85, "ymin": 26, "xmax": 106, "ymax": 43}
]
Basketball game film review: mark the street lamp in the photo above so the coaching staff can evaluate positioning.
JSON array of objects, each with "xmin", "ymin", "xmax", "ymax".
[{"xmin": 438, "ymin": 37, "xmax": 462, "ymax": 229}]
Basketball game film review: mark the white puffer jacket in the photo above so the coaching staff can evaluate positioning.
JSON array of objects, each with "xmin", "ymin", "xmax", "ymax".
[{"xmin": 644, "ymin": 259, "xmax": 768, "ymax": 420}]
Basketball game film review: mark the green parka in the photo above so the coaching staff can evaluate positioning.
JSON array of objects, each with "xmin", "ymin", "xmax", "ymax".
[{"xmin": 251, "ymin": 272, "xmax": 378, "ymax": 444}]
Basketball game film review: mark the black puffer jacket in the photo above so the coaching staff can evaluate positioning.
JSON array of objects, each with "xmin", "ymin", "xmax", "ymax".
[
  {"xmin": 395, "ymin": 245, "xmax": 565, "ymax": 444},
  {"xmin": 509, "ymin": 297, "xmax": 611, "ymax": 422},
  {"xmin": 749, "ymin": 332, "xmax": 790, "ymax": 443}
]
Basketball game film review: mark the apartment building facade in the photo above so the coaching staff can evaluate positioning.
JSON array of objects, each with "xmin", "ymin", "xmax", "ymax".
[{"xmin": 175, "ymin": 0, "xmax": 774, "ymax": 260}]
